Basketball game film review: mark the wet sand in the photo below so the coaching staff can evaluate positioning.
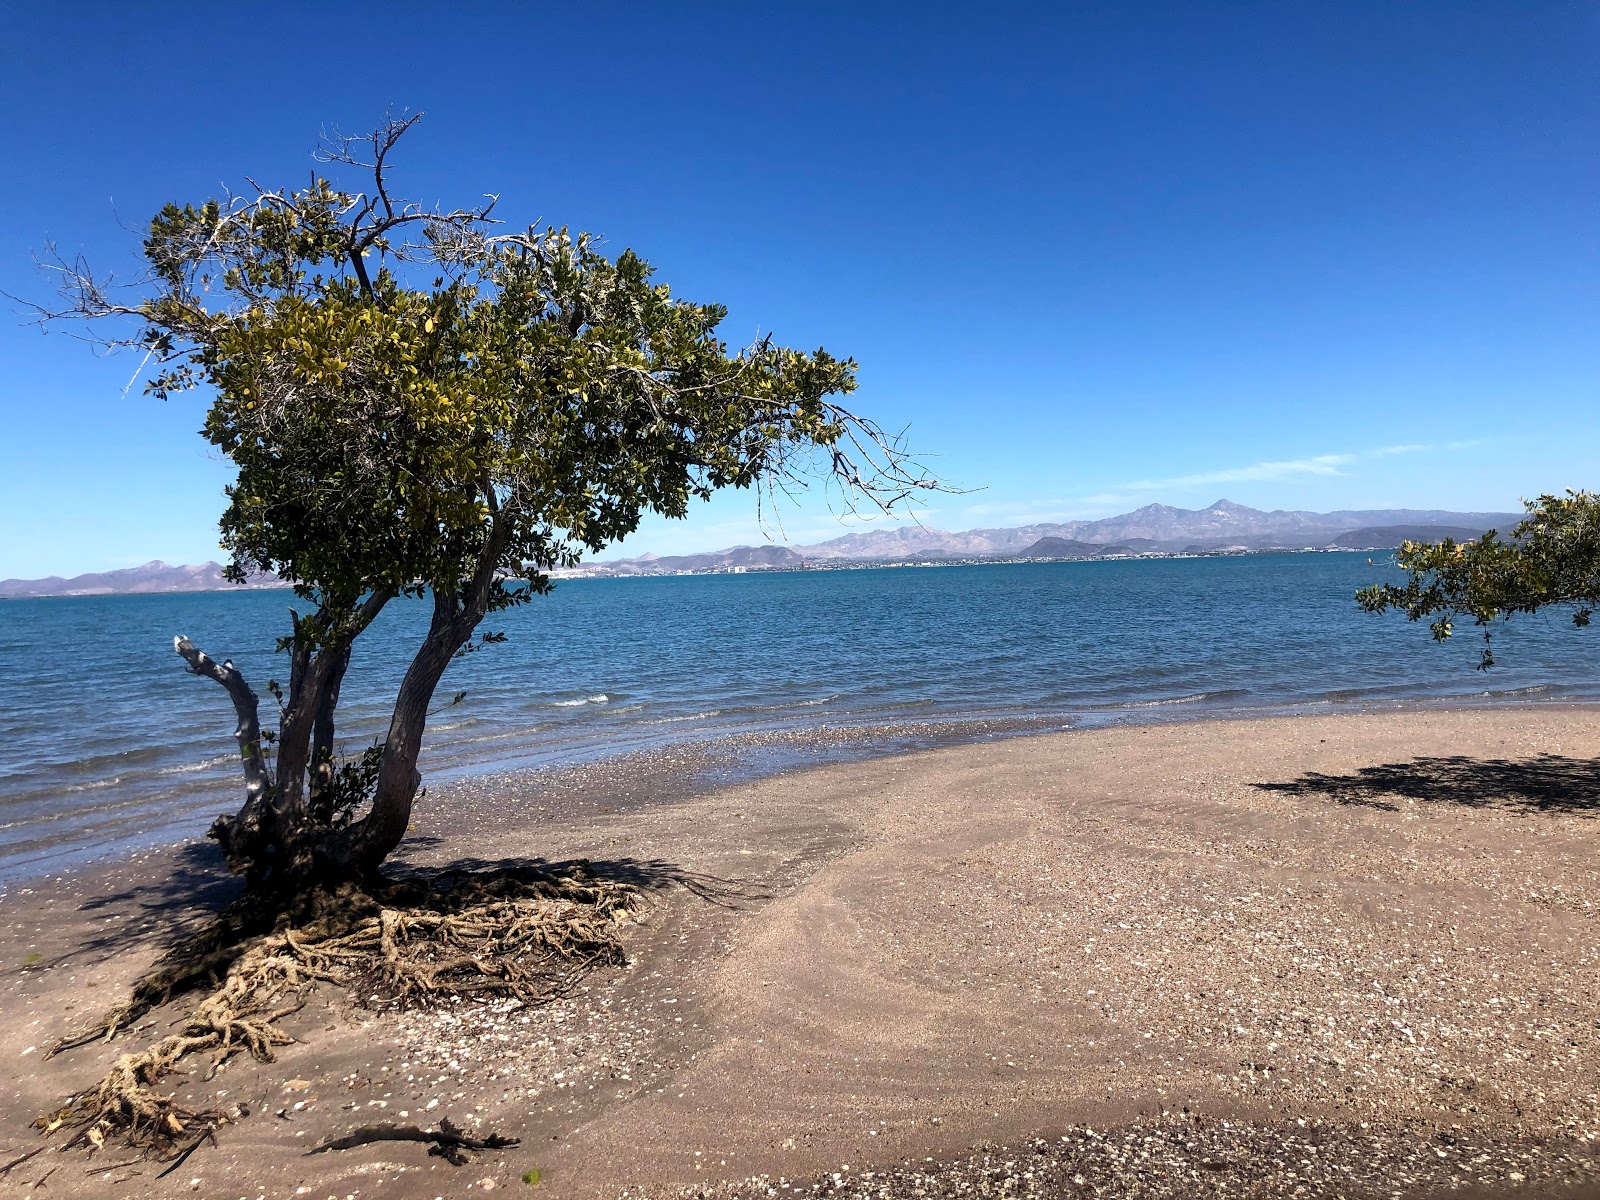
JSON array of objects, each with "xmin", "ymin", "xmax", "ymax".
[{"xmin": 1, "ymin": 707, "xmax": 1597, "ymax": 1198}]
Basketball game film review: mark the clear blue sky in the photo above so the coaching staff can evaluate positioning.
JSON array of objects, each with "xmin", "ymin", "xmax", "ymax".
[{"xmin": 1, "ymin": 2, "xmax": 1595, "ymax": 577}]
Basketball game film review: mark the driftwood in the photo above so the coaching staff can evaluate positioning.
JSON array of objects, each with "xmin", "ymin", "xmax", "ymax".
[
  {"xmin": 0, "ymin": 1145, "xmax": 47, "ymax": 1176},
  {"xmin": 308, "ymin": 1116, "xmax": 518, "ymax": 1165}
]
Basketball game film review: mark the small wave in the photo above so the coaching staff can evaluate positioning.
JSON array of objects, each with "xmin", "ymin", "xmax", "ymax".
[
  {"xmin": 644, "ymin": 709, "xmax": 725, "ymax": 725},
  {"xmin": 1480, "ymin": 684, "xmax": 1554, "ymax": 698},
  {"xmin": 49, "ymin": 775, "xmax": 126, "ymax": 795},
  {"xmin": 1111, "ymin": 689, "xmax": 1250, "ymax": 709},
  {"xmin": 426, "ymin": 718, "xmax": 481, "ymax": 733},
  {"xmin": 1317, "ymin": 685, "xmax": 1426, "ymax": 703},
  {"xmin": 551, "ymin": 694, "xmax": 610, "ymax": 708},
  {"xmin": 438, "ymin": 726, "xmax": 548, "ymax": 747},
  {"xmin": 154, "ymin": 754, "xmax": 235, "ymax": 776}
]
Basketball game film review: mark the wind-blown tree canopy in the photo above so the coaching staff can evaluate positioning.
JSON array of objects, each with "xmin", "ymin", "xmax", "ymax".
[
  {"xmin": 36, "ymin": 113, "xmax": 938, "ymax": 891},
  {"xmin": 1357, "ymin": 490, "xmax": 1600, "ymax": 669},
  {"xmin": 22, "ymin": 112, "xmax": 942, "ymax": 1163}
]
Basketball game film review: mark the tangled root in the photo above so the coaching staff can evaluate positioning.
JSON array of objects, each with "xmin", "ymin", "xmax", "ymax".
[{"xmin": 40, "ymin": 863, "xmax": 639, "ymax": 1157}]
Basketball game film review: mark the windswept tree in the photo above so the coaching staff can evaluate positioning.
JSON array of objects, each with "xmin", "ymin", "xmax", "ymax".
[
  {"xmin": 1357, "ymin": 490, "xmax": 1600, "ymax": 668},
  {"xmin": 25, "ymin": 114, "xmax": 938, "ymax": 1154}
]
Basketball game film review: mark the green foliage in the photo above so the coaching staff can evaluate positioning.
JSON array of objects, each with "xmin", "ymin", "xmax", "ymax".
[
  {"xmin": 121, "ymin": 136, "xmax": 868, "ymax": 626},
  {"xmin": 1356, "ymin": 491, "xmax": 1600, "ymax": 668},
  {"xmin": 313, "ymin": 743, "xmax": 387, "ymax": 829}
]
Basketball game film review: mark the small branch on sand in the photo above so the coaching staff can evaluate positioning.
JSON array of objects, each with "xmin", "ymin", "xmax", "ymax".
[
  {"xmin": 154, "ymin": 1130, "xmax": 217, "ymax": 1178},
  {"xmin": 308, "ymin": 1116, "xmax": 518, "ymax": 1165},
  {"xmin": 0, "ymin": 1145, "xmax": 47, "ymax": 1175}
]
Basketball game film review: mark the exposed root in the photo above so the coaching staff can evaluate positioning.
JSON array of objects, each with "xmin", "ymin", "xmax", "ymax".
[{"xmin": 40, "ymin": 863, "xmax": 639, "ymax": 1158}]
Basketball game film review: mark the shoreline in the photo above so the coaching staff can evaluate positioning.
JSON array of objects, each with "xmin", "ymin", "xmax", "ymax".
[
  {"xmin": 5, "ymin": 691, "xmax": 1596, "ymax": 894},
  {"xmin": 9, "ymin": 549, "xmax": 1599, "ymax": 891},
  {"xmin": 1, "ymin": 706, "xmax": 1598, "ymax": 1197}
]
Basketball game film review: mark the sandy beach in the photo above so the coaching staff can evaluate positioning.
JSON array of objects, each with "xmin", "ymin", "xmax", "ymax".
[{"xmin": 1, "ymin": 706, "xmax": 1598, "ymax": 1198}]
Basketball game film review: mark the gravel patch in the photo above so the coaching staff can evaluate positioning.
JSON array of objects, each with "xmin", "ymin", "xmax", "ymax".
[{"xmin": 653, "ymin": 1117, "xmax": 1599, "ymax": 1199}]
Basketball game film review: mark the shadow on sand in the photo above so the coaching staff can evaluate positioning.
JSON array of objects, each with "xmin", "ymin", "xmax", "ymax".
[
  {"xmin": 1254, "ymin": 753, "xmax": 1600, "ymax": 816},
  {"xmin": 385, "ymin": 853, "xmax": 762, "ymax": 908}
]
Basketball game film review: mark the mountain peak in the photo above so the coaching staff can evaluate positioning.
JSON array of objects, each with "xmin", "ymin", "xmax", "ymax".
[{"xmin": 1129, "ymin": 502, "xmax": 1182, "ymax": 516}]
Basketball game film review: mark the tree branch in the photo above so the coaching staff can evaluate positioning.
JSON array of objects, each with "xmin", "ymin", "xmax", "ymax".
[{"xmin": 174, "ymin": 636, "xmax": 272, "ymax": 808}]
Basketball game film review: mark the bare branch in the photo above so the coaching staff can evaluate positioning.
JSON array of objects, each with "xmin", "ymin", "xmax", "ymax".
[
  {"xmin": 174, "ymin": 636, "xmax": 272, "ymax": 808},
  {"xmin": 370, "ymin": 113, "xmax": 423, "ymax": 221}
]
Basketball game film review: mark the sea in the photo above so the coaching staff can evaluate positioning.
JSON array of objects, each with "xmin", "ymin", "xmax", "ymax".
[{"xmin": 2, "ymin": 552, "xmax": 1596, "ymax": 885}]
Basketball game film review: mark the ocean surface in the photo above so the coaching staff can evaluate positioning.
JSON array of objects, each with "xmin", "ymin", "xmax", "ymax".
[{"xmin": 2, "ymin": 552, "xmax": 1596, "ymax": 884}]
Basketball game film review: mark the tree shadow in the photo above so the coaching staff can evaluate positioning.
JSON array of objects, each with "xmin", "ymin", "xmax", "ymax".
[
  {"xmin": 1254, "ymin": 753, "xmax": 1600, "ymax": 815},
  {"xmin": 28, "ymin": 844, "xmax": 758, "ymax": 1004},
  {"xmin": 387, "ymin": 854, "xmax": 766, "ymax": 908},
  {"xmin": 78, "ymin": 840, "xmax": 242, "ymax": 915},
  {"xmin": 42, "ymin": 841, "xmax": 246, "ymax": 970},
  {"xmin": 34, "ymin": 847, "xmax": 756, "ymax": 980}
]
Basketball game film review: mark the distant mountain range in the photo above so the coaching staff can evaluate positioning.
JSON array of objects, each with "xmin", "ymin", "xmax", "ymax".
[
  {"xmin": 0, "ymin": 561, "xmax": 288, "ymax": 599},
  {"xmin": 571, "ymin": 499, "xmax": 1523, "ymax": 576},
  {"xmin": 1, "ymin": 501, "xmax": 1523, "ymax": 595}
]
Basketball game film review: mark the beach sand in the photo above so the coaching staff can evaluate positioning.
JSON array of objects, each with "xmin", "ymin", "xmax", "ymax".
[{"xmin": 1, "ymin": 707, "xmax": 1597, "ymax": 1198}]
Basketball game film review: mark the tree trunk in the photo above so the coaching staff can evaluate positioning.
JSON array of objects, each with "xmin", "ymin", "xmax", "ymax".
[
  {"xmin": 319, "ymin": 519, "xmax": 510, "ymax": 880},
  {"xmin": 185, "ymin": 591, "xmax": 393, "ymax": 892},
  {"xmin": 177, "ymin": 637, "xmax": 273, "ymax": 877},
  {"xmin": 307, "ymin": 641, "xmax": 353, "ymax": 825},
  {"xmin": 319, "ymin": 591, "xmax": 476, "ymax": 879}
]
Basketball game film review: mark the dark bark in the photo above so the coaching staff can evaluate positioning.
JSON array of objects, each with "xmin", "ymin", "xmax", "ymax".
[
  {"xmin": 272, "ymin": 651, "xmax": 332, "ymax": 839},
  {"xmin": 321, "ymin": 518, "xmax": 511, "ymax": 878},
  {"xmin": 324, "ymin": 593, "xmax": 471, "ymax": 877},
  {"xmin": 308, "ymin": 640, "xmax": 353, "ymax": 824}
]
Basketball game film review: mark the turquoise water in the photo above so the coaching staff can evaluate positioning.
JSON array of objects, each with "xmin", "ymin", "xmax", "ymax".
[{"xmin": 1, "ymin": 553, "xmax": 1595, "ymax": 883}]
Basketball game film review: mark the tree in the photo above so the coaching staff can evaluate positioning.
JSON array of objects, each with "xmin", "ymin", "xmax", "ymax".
[
  {"xmin": 34, "ymin": 112, "xmax": 934, "ymax": 894},
  {"xmin": 1357, "ymin": 491, "xmax": 1600, "ymax": 668},
  {"xmin": 23, "ymin": 113, "xmax": 939, "ymax": 1154}
]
